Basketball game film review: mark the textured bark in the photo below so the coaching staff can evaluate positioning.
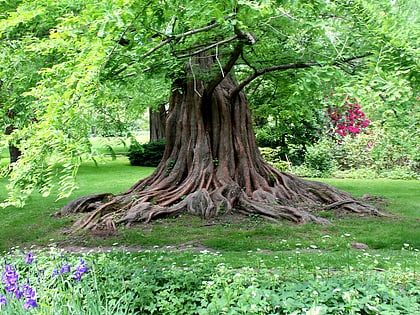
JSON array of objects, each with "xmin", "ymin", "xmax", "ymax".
[
  {"xmin": 149, "ymin": 104, "xmax": 167, "ymax": 142},
  {"xmin": 63, "ymin": 54, "xmax": 384, "ymax": 231}
]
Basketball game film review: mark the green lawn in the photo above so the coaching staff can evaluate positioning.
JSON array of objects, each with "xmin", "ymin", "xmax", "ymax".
[
  {"xmin": 1, "ymin": 157, "xmax": 419, "ymax": 253},
  {"xmin": 1, "ymin": 157, "xmax": 419, "ymax": 313}
]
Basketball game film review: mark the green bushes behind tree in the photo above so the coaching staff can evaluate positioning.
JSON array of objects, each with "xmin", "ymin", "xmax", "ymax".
[{"xmin": 127, "ymin": 139, "xmax": 165, "ymax": 167}]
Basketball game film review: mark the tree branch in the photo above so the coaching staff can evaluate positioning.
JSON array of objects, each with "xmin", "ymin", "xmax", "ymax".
[
  {"xmin": 206, "ymin": 42, "xmax": 244, "ymax": 96},
  {"xmin": 231, "ymin": 53, "xmax": 372, "ymax": 98},
  {"xmin": 142, "ymin": 20, "xmax": 223, "ymax": 59},
  {"xmin": 176, "ymin": 35, "xmax": 238, "ymax": 59},
  {"xmin": 231, "ymin": 62, "xmax": 319, "ymax": 98},
  {"xmin": 111, "ymin": 20, "xmax": 224, "ymax": 77},
  {"xmin": 205, "ymin": 27, "xmax": 257, "ymax": 96}
]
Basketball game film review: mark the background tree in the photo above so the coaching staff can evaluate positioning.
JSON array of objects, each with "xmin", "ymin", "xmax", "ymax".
[{"xmin": 1, "ymin": 0, "xmax": 416, "ymax": 230}]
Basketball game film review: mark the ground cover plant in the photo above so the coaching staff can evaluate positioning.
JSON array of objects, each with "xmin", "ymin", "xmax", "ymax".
[{"xmin": 0, "ymin": 244, "xmax": 419, "ymax": 314}]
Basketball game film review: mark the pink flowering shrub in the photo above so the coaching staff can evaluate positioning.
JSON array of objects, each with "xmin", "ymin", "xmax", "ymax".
[{"xmin": 326, "ymin": 94, "xmax": 371, "ymax": 140}]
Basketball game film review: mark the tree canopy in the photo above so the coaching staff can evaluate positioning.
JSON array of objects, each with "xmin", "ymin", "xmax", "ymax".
[{"xmin": 1, "ymin": 0, "xmax": 418, "ymax": 209}]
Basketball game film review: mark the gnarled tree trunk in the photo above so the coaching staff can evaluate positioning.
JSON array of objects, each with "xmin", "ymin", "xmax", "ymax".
[{"xmin": 62, "ymin": 54, "xmax": 383, "ymax": 231}]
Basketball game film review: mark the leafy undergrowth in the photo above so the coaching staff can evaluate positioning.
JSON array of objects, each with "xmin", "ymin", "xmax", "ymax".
[{"xmin": 1, "ymin": 245, "xmax": 419, "ymax": 314}]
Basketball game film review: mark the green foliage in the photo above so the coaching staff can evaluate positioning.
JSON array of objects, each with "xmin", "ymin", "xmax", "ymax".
[
  {"xmin": 259, "ymin": 147, "xmax": 291, "ymax": 172},
  {"xmin": 255, "ymin": 124, "xmax": 317, "ymax": 165},
  {"xmin": 128, "ymin": 139, "xmax": 165, "ymax": 167},
  {"xmin": 332, "ymin": 133, "xmax": 375, "ymax": 170},
  {"xmin": 301, "ymin": 141, "xmax": 336, "ymax": 177},
  {"xmin": 0, "ymin": 0, "xmax": 418, "ymax": 205},
  {"xmin": 1, "ymin": 247, "xmax": 419, "ymax": 314}
]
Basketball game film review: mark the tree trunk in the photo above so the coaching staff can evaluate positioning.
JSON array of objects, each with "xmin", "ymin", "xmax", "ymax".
[
  {"xmin": 149, "ymin": 104, "xmax": 167, "ymax": 142},
  {"xmin": 5, "ymin": 110, "xmax": 21, "ymax": 164},
  {"xmin": 63, "ymin": 55, "xmax": 383, "ymax": 231}
]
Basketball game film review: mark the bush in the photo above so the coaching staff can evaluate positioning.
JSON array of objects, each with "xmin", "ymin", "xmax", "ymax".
[
  {"xmin": 127, "ymin": 139, "xmax": 165, "ymax": 167},
  {"xmin": 259, "ymin": 147, "xmax": 291, "ymax": 172},
  {"xmin": 303, "ymin": 141, "xmax": 336, "ymax": 177},
  {"xmin": 332, "ymin": 133, "xmax": 375, "ymax": 170},
  {"xmin": 255, "ymin": 125, "xmax": 315, "ymax": 165}
]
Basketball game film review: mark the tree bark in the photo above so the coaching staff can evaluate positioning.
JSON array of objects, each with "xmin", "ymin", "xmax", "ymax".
[
  {"xmin": 62, "ymin": 54, "xmax": 384, "ymax": 231},
  {"xmin": 149, "ymin": 104, "xmax": 167, "ymax": 142}
]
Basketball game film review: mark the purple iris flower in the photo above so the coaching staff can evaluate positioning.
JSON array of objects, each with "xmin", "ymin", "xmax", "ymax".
[
  {"xmin": 24, "ymin": 298, "xmax": 38, "ymax": 309},
  {"xmin": 15, "ymin": 288, "xmax": 23, "ymax": 300},
  {"xmin": 24, "ymin": 252, "xmax": 34, "ymax": 264},
  {"xmin": 2, "ymin": 265, "xmax": 19, "ymax": 295},
  {"xmin": 2, "ymin": 265, "xmax": 19, "ymax": 286},
  {"xmin": 74, "ymin": 258, "xmax": 89, "ymax": 281},
  {"xmin": 61, "ymin": 263, "xmax": 71, "ymax": 274}
]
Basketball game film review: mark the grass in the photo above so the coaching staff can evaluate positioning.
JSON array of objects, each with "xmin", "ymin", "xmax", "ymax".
[
  {"xmin": 0, "ymin": 158, "xmax": 155, "ymax": 251},
  {"xmin": 1, "ymin": 157, "xmax": 419, "ymax": 313},
  {"xmin": 0, "ymin": 156, "xmax": 419, "ymax": 255}
]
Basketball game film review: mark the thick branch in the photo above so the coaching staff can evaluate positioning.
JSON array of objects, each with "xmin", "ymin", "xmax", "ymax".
[
  {"xmin": 206, "ymin": 42, "xmax": 244, "ymax": 95},
  {"xmin": 231, "ymin": 62, "xmax": 319, "ymax": 98},
  {"xmin": 231, "ymin": 54, "xmax": 372, "ymax": 97},
  {"xmin": 206, "ymin": 28, "xmax": 257, "ymax": 96}
]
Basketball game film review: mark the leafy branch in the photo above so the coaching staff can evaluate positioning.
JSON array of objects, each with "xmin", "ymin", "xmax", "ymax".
[{"xmin": 231, "ymin": 54, "xmax": 372, "ymax": 98}]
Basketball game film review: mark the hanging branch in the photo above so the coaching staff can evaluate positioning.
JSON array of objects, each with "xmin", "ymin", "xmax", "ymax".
[{"xmin": 103, "ymin": 5, "xmax": 149, "ymax": 71}]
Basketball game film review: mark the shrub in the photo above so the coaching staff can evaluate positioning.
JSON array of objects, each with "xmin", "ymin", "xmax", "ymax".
[
  {"xmin": 302, "ymin": 141, "xmax": 336, "ymax": 177},
  {"xmin": 332, "ymin": 133, "xmax": 375, "ymax": 170},
  {"xmin": 259, "ymin": 147, "xmax": 292, "ymax": 172},
  {"xmin": 255, "ymin": 125, "xmax": 316, "ymax": 166},
  {"xmin": 127, "ymin": 139, "xmax": 165, "ymax": 167}
]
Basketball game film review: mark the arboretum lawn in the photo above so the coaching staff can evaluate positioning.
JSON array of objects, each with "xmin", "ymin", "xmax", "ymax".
[
  {"xmin": 0, "ymin": 155, "xmax": 419, "ymax": 255},
  {"xmin": 0, "ymin": 155, "xmax": 419, "ymax": 313}
]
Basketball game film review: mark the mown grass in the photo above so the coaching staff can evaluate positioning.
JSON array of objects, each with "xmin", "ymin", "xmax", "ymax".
[
  {"xmin": 1, "ymin": 156, "xmax": 419, "ymax": 313},
  {"xmin": 1, "ymin": 157, "xmax": 419, "ymax": 259}
]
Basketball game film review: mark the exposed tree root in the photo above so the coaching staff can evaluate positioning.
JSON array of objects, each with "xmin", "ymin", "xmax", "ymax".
[
  {"xmin": 61, "ymin": 170, "xmax": 386, "ymax": 233},
  {"xmin": 60, "ymin": 54, "xmax": 387, "ymax": 232}
]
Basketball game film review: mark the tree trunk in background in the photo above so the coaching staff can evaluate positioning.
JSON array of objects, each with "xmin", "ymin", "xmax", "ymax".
[
  {"xmin": 5, "ymin": 110, "xmax": 21, "ymax": 164},
  {"xmin": 62, "ymin": 54, "xmax": 383, "ymax": 231},
  {"xmin": 149, "ymin": 104, "xmax": 167, "ymax": 142}
]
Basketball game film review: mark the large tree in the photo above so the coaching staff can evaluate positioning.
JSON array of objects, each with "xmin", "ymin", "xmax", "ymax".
[{"xmin": 2, "ymin": 0, "xmax": 417, "ymax": 230}]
